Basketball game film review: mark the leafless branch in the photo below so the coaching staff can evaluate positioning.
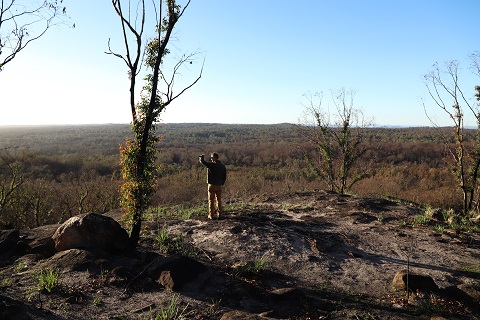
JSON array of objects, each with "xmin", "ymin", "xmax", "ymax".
[
  {"xmin": 469, "ymin": 51, "xmax": 480, "ymax": 77},
  {"xmin": 0, "ymin": 0, "xmax": 68, "ymax": 69},
  {"xmin": 159, "ymin": 52, "xmax": 203, "ymax": 106}
]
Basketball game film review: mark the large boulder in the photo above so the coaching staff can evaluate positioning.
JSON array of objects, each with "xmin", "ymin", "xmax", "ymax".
[{"xmin": 52, "ymin": 213, "xmax": 129, "ymax": 254}]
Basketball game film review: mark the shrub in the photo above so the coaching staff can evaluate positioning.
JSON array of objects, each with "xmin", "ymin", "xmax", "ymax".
[
  {"xmin": 413, "ymin": 214, "xmax": 431, "ymax": 226},
  {"xmin": 37, "ymin": 268, "xmax": 59, "ymax": 293},
  {"xmin": 155, "ymin": 224, "xmax": 170, "ymax": 252}
]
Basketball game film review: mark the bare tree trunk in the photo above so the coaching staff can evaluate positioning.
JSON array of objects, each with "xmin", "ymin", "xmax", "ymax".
[
  {"xmin": 110, "ymin": 0, "xmax": 201, "ymax": 246},
  {"xmin": 423, "ymin": 59, "xmax": 480, "ymax": 215}
]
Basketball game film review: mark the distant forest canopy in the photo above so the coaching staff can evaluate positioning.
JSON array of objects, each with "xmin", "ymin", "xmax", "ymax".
[
  {"xmin": 0, "ymin": 123, "xmax": 461, "ymax": 152},
  {"xmin": 0, "ymin": 123, "xmax": 460, "ymax": 173},
  {"xmin": 0, "ymin": 123, "xmax": 467, "ymax": 228}
]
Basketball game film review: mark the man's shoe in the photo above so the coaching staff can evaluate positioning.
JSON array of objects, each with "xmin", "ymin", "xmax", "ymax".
[{"xmin": 208, "ymin": 214, "xmax": 213, "ymax": 220}]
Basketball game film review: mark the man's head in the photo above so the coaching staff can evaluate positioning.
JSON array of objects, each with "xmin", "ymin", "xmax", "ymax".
[{"xmin": 210, "ymin": 152, "xmax": 219, "ymax": 161}]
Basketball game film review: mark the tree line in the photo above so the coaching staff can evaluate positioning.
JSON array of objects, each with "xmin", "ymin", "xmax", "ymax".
[{"xmin": 0, "ymin": 123, "xmax": 465, "ymax": 229}]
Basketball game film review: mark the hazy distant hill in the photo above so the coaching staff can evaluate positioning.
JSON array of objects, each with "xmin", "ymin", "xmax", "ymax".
[{"xmin": 0, "ymin": 123, "xmax": 456, "ymax": 156}]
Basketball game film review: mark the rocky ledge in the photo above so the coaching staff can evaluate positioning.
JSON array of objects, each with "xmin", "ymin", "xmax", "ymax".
[{"xmin": 1, "ymin": 191, "xmax": 479, "ymax": 319}]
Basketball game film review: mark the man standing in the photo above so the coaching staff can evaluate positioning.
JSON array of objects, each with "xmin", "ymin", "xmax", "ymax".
[{"xmin": 199, "ymin": 152, "xmax": 227, "ymax": 219}]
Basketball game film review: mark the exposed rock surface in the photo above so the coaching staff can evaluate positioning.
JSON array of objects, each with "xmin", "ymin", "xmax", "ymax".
[
  {"xmin": 0, "ymin": 191, "xmax": 479, "ymax": 319},
  {"xmin": 52, "ymin": 212, "xmax": 129, "ymax": 254}
]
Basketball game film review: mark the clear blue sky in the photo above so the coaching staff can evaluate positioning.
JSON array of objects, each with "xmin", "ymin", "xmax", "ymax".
[{"xmin": 0, "ymin": 0, "xmax": 479, "ymax": 126}]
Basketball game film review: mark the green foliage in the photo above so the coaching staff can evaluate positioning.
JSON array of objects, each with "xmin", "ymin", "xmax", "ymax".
[
  {"xmin": 463, "ymin": 264, "xmax": 480, "ymax": 275},
  {"xmin": 149, "ymin": 201, "xmax": 270, "ymax": 221},
  {"xmin": 222, "ymin": 201, "xmax": 251, "ymax": 212},
  {"xmin": 155, "ymin": 224, "xmax": 170, "ymax": 250},
  {"xmin": 117, "ymin": 0, "xmax": 192, "ymax": 245},
  {"xmin": 150, "ymin": 204, "xmax": 207, "ymax": 221},
  {"xmin": 236, "ymin": 254, "xmax": 268, "ymax": 276},
  {"xmin": 0, "ymin": 271, "xmax": 11, "ymax": 288},
  {"xmin": 281, "ymin": 202, "xmax": 294, "ymax": 211},
  {"xmin": 413, "ymin": 214, "xmax": 432, "ymax": 226},
  {"xmin": 149, "ymin": 293, "xmax": 187, "ymax": 320},
  {"xmin": 120, "ymin": 126, "xmax": 159, "ymax": 232},
  {"xmin": 433, "ymin": 224, "xmax": 445, "ymax": 233},
  {"xmin": 447, "ymin": 215, "xmax": 480, "ymax": 233},
  {"xmin": 14, "ymin": 262, "xmax": 27, "ymax": 273},
  {"xmin": 1, "ymin": 277, "xmax": 11, "ymax": 288},
  {"xmin": 170, "ymin": 234, "xmax": 200, "ymax": 258},
  {"xmin": 413, "ymin": 207, "xmax": 480, "ymax": 233},
  {"xmin": 152, "ymin": 225, "xmax": 199, "ymax": 257},
  {"xmin": 36, "ymin": 268, "xmax": 59, "ymax": 293},
  {"xmin": 93, "ymin": 296, "xmax": 103, "ymax": 306}
]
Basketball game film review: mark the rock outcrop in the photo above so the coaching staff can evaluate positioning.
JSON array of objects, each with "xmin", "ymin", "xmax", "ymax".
[{"xmin": 52, "ymin": 213, "xmax": 129, "ymax": 254}]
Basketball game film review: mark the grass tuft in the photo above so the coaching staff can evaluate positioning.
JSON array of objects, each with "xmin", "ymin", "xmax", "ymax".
[
  {"xmin": 413, "ymin": 214, "xmax": 431, "ymax": 226},
  {"xmin": 463, "ymin": 264, "xmax": 480, "ymax": 275},
  {"xmin": 150, "ymin": 293, "xmax": 188, "ymax": 320},
  {"xmin": 235, "ymin": 254, "xmax": 268, "ymax": 276},
  {"xmin": 37, "ymin": 268, "xmax": 59, "ymax": 293}
]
